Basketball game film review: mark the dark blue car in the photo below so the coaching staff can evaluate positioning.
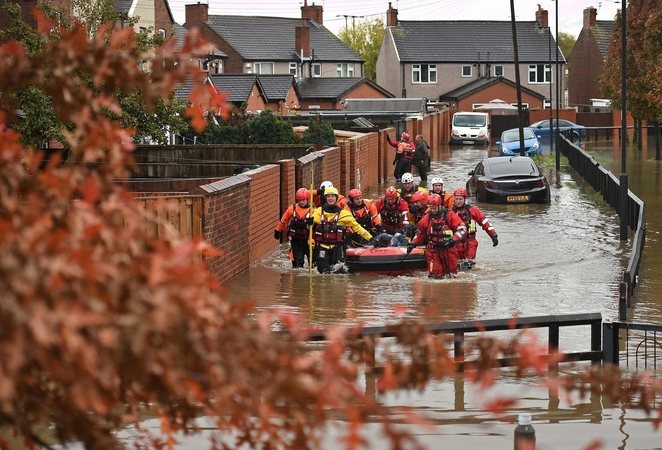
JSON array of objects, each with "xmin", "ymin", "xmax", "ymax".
[{"xmin": 529, "ymin": 119, "xmax": 586, "ymax": 143}]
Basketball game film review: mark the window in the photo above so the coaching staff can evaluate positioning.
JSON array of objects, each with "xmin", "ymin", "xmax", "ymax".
[
  {"xmin": 528, "ymin": 64, "xmax": 551, "ymax": 83},
  {"xmin": 337, "ymin": 63, "xmax": 354, "ymax": 77},
  {"xmin": 253, "ymin": 62, "xmax": 274, "ymax": 74},
  {"xmin": 289, "ymin": 62, "xmax": 298, "ymax": 78},
  {"xmin": 543, "ymin": 98, "xmax": 551, "ymax": 109},
  {"xmin": 412, "ymin": 64, "xmax": 437, "ymax": 83},
  {"xmin": 494, "ymin": 65, "xmax": 504, "ymax": 77},
  {"xmin": 139, "ymin": 27, "xmax": 147, "ymax": 34},
  {"xmin": 158, "ymin": 28, "xmax": 166, "ymax": 39},
  {"xmin": 312, "ymin": 63, "xmax": 322, "ymax": 77},
  {"xmin": 462, "ymin": 65, "xmax": 472, "ymax": 77}
]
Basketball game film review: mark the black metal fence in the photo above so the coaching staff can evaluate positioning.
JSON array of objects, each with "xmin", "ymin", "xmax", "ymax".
[
  {"xmin": 603, "ymin": 321, "xmax": 662, "ymax": 369},
  {"xmin": 558, "ymin": 136, "xmax": 646, "ymax": 320}
]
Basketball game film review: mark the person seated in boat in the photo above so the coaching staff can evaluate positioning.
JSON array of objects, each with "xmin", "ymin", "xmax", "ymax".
[
  {"xmin": 430, "ymin": 176, "xmax": 455, "ymax": 209},
  {"xmin": 274, "ymin": 187, "xmax": 314, "ymax": 268},
  {"xmin": 310, "ymin": 187, "xmax": 372, "ymax": 274},
  {"xmin": 373, "ymin": 186, "xmax": 410, "ymax": 235},
  {"xmin": 371, "ymin": 232, "xmax": 408, "ymax": 247},
  {"xmin": 406, "ymin": 193, "xmax": 466, "ymax": 279},
  {"xmin": 344, "ymin": 188, "xmax": 384, "ymax": 246},
  {"xmin": 452, "ymin": 187, "xmax": 498, "ymax": 270},
  {"xmin": 313, "ymin": 180, "xmax": 347, "ymax": 208},
  {"xmin": 405, "ymin": 190, "xmax": 430, "ymax": 239}
]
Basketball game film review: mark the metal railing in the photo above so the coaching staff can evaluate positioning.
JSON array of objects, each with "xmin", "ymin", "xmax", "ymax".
[
  {"xmin": 559, "ymin": 136, "xmax": 646, "ymax": 319},
  {"xmin": 604, "ymin": 321, "xmax": 662, "ymax": 369}
]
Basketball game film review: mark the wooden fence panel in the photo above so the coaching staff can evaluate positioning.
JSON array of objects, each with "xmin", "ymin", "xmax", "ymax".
[{"xmin": 134, "ymin": 196, "xmax": 204, "ymax": 240}]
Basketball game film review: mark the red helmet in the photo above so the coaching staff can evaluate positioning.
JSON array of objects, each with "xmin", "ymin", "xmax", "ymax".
[
  {"xmin": 384, "ymin": 186, "xmax": 398, "ymax": 200},
  {"xmin": 401, "ymin": 132, "xmax": 410, "ymax": 140},
  {"xmin": 453, "ymin": 187, "xmax": 468, "ymax": 197},
  {"xmin": 411, "ymin": 190, "xmax": 429, "ymax": 205},
  {"xmin": 295, "ymin": 188, "xmax": 310, "ymax": 201},
  {"xmin": 348, "ymin": 188, "xmax": 363, "ymax": 200},
  {"xmin": 428, "ymin": 193, "xmax": 442, "ymax": 206}
]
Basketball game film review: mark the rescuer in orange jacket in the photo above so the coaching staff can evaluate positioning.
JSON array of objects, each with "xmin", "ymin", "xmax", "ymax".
[
  {"xmin": 407, "ymin": 193, "xmax": 466, "ymax": 278},
  {"xmin": 430, "ymin": 176, "xmax": 455, "ymax": 209},
  {"xmin": 452, "ymin": 187, "xmax": 498, "ymax": 270},
  {"xmin": 387, "ymin": 132, "xmax": 414, "ymax": 181},
  {"xmin": 373, "ymin": 186, "xmax": 410, "ymax": 235},
  {"xmin": 344, "ymin": 189, "xmax": 384, "ymax": 245},
  {"xmin": 274, "ymin": 187, "xmax": 314, "ymax": 268}
]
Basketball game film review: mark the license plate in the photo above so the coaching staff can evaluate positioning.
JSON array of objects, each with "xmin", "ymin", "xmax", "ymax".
[
  {"xmin": 507, "ymin": 195, "xmax": 530, "ymax": 202},
  {"xmin": 462, "ymin": 140, "xmax": 475, "ymax": 144}
]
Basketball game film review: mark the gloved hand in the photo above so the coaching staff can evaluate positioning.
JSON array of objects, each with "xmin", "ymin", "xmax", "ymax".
[
  {"xmin": 273, "ymin": 230, "xmax": 281, "ymax": 240},
  {"xmin": 375, "ymin": 224, "xmax": 385, "ymax": 234},
  {"xmin": 409, "ymin": 205, "xmax": 419, "ymax": 214},
  {"xmin": 441, "ymin": 239, "xmax": 456, "ymax": 249},
  {"xmin": 386, "ymin": 134, "xmax": 391, "ymax": 142},
  {"xmin": 406, "ymin": 243, "xmax": 416, "ymax": 254},
  {"xmin": 306, "ymin": 217, "xmax": 314, "ymax": 226},
  {"xmin": 392, "ymin": 160, "xmax": 396, "ymax": 165},
  {"xmin": 491, "ymin": 235, "xmax": 499, "ymax": 247}
]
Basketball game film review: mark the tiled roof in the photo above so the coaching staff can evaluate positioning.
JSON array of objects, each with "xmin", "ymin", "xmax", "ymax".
[
  {"xmin": 257, "ymin": 75, "xmax": 299, "ymax": 102},
  {"xmin": 173, "ymin": 74, "xmax": 211, "ymax": 99},
  {"xmin": 389, "ymin": 20, "xmax": 563, "ymax": 63},
  {"xmin": 297, "ymin": 78, "xmax": 392, "ymax": 101},
  {"xmin": 171, "ymin": 23, "xmax": 227, "ymax": 57},
  {"xmin": 439, "ymin": 76, "xmax": 545, "ymax": 101},
  {"xmin": 209, "ymin": 74, "xmax": 262, "ymax": 104},
  {"xmin": 591, "ymin": 21, "xmax": 616, "ymax": 58},
  {"xmin": 114, "ymin": 0, "xmax": 133, "ymax": 14},
  {"xmin": 205, "ymin": 16, "xmax": 362, "ymax": 62},
  {"xmin": 342, "ymin": 98, "xmax": 425, "ymax": 113}
]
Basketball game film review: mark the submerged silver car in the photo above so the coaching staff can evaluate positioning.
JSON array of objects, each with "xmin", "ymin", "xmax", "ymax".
[{"xmin": 466, "ymin": 156, "xmax": 550, "ymax": 204}]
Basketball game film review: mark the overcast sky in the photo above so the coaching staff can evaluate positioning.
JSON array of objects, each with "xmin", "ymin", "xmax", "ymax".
[{"xmin": 166, "ymin": 0, "xmax": 623, "ymax": 38}]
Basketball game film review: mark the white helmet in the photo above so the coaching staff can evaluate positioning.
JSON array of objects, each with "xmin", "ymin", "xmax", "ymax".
[
  {"xmin": 319, "ymin": 180, "xmax": 333, "ymax": 193},
  {"xmin": 431, "ymin": 177, "xmax": 444, "ymax": 185},
  {"xmin": 401, "ymin": 172, "xmax": 414, "ymax": 183}
]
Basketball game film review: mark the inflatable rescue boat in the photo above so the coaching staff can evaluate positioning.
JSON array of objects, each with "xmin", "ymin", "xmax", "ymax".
[{"xmin": 345, "ymin": 246, "xmax": 427, "ymax": 275}]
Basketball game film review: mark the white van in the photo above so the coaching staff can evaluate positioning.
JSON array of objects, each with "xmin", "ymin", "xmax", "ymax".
[{"xmin": 450, "ymin": 112, "xmax": 490, "ymax": 146}]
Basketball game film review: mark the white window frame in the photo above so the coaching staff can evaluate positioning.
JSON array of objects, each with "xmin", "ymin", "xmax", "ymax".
[
  {"xmin": 253, "ymin": 62, "xmax": 274, "ymax": 74},
  {"xmin": 312, "ymin": 63, "xmax": 322, "ymax": 77},
  {"xmin": 289, "ymin": 62, "xmax": 298, "ymax": 78},
  {"xmin": 543, "ymin": 98, "xmax": 551, "ymax": 109},
  {"xmin": 494, "ymin": 65, "xmax": 504, "ymax": 77},
  {"xmin": 528, "ymin": 64, "xmax": 551, "ymax": 84},
  {"xmin": 412, "ymin": 64, "xmax": 437, "ymax": 84},
  {"xmin": 158, "ymin": 28, "xmax": 166, "ymax": 39},
  {"xmin": 509, "ymin": 103, "xmax": 529, "ymax": 109},
  {"xmin": 336, "ymin": 63, "xmax": 355, "ymax": 77},
  {"xmin": 462, "ymin": 65, "xmax": 472, "ymax": 77}
]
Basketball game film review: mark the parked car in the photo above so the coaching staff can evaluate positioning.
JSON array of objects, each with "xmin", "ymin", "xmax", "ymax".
[
  {"xmin": 466, "ymin": 156, "xmax": 550, "ymax": 204},
  {"xmin": 529, "ymin": 119, "xmax": 586, "ymax": 143},
  {"xmin": 496, "ymin": 127, "xmax": 542, "ymax": 157}
]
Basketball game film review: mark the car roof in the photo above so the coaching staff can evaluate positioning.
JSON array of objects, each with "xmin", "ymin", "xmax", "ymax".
[{"xmin": 484, "ymin": 156, "xmax": 540, "ymax": 175}]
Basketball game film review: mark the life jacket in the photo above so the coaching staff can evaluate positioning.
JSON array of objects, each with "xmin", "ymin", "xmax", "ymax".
[
  {"xmin": 378, "ymin": 198, "xmax": 404, "ymax": 227},
  {"xmin": 288, "ymin": 205, "xmax": 311, "ymax": 240},
  {"xmin": 314, "ymin": 211, "xmax": 345, "ymax": 244},
  {"xmin": 398, "ymin": 142, "xmax": 414, "ymax": 161},
  {"xmin": 348, "ymin": 202, "xmax": 372, "ymax": 230},
  {"xmin": 399, "ymin": 185, "xmax": 418, "ymax": 205},
  {"xmin": 427, "ymin": 209, "xmax": 454, "ymax": 249},
  {"xmin": 453, "ymin": 204, "xmax": 477, "ymax": 239},
  {"xmin": 412, "ymin": 205, "xmax": 429, "ymax": 225}
]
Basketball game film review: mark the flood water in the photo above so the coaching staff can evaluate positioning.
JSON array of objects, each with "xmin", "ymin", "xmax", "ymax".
[{"xmin": 125, "ymin": 139, "xmax": 662, "ymax": 449}]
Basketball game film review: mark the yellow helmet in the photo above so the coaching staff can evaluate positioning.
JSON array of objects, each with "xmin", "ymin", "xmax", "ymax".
[{"xmin": 325, "ymin": 187, "xmax": 339, "ymax": 196}]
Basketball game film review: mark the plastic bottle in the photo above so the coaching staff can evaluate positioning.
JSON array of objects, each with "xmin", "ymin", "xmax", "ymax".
[{"xmin": 514, "ymin": 413, "xmax": 535, "ymax": 449}]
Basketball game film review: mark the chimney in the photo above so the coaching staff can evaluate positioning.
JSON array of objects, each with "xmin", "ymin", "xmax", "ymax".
[
  {"xmin": 386, "ymin": 2, "xmax": 398, "ymax": 27},
  {"xmin": 186, "ymin": 2, "xmax": 208, "ymax": 25},
  {"xmin": 295, "ymin": 25, "xmax": 311, "ymax": 58},
  {"xmin": 535, "ymin": 4, "xmax": 548, "ymax": 28},
  {"xmin": 301, "ymin": 0, "xmax": 323, "ymax": 25},
  {"xmin": 583, "ymin": 7, "xmax": 597, "ymax": 29}
]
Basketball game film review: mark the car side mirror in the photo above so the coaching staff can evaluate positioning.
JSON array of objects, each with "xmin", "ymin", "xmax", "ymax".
[
  {"xmin": 495, "ymin": 141, "xmax": 501, "ymax": 146},
  {"xmin": 468, "ymin": 170, "xmax": 475, "ymax": 175},
  {"xmin": 487, "ymin": 124, "xmax": 491, "ymax": 129},
  {"xmin": 536, "ymin": 134, "xmax": 541, "ymax": 139}
]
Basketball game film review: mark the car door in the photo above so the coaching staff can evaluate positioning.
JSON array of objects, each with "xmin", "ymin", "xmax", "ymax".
[{"xmin": 466, "ymin": 160, "xmax": 485, "ymax": 197}]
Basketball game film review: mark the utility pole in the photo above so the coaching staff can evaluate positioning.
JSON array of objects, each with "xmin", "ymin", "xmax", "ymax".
[{"xmin": 510, "ymin": 0, "xmax": 525, "ymax": 155}]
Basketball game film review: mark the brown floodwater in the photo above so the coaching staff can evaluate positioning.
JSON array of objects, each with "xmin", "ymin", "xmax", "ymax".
[{"xmin": 116, "ymin": 140, "xmax": 662, "ymax": 449}]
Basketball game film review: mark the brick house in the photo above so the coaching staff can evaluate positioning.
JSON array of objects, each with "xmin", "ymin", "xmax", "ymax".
[
  {"xmin": 297, "ymin": 78, "xmax": 393, "ymax": 110},
  {"xmin": 183, "ymin": 1, "xmax": 364, "ymax": 79},
  {"xmin": 566, "ymin": 7, "xmax": 615, "ymax": 111},
  {"xmin": 439, "ymin": 76, "xmax": 545, "ymax": 112},
  {"xmin": 376, "ymin": 3, "xmax": 563, "ymax": 111}
]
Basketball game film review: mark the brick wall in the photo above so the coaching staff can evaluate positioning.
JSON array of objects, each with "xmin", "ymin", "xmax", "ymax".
[
  {"xmin": 155, "ymin": 0, "xmax": 172, "ymax": 37},
  {"xmin": 247, "ymin": 166, "xmax": 281, "ymax": 268},
  {"xmin": 278, "ymin": 159, "xmax": 296, "ymax": 216},
  {"xmin": 529, "ymin": 109, "xmax": 577, "ymax": 124}
]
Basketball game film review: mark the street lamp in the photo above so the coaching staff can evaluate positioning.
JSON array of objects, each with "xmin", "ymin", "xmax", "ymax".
[{"xmin": 619, "ymin": 0, "xmax": 628, "ymax": 240}]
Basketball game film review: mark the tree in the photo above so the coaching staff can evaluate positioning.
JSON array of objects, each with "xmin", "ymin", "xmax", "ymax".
[
  {"xmin": 0, "ymin": 0, "xmax": 190, "ymax": 148},
  {"xmin": 241, "ymin": 109, "xmax": 298, "ymax": 144},
  {"xmin": 301, "ymin": 116, "xmax": 336, "ymax": 146},
  {"xmin": 557, "ymin": 31, "xmax": 576, "ymax": 60},
  {"xmin": 338, "ymin": 18, "xmax": 385, "ymax": 83}
]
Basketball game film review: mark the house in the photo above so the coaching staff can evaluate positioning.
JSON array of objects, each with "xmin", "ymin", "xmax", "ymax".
[
  {"xmin": 376, "ymin": 3, "xmax": 563, "ymax": 111},
  {"xmin": 171, "ymin": 23, "xmax": 227, "ymax": 74},
  {"xmin": 208, "ymin": 74, "xmax": 267, "ymax": 114},
  {"xmin": 183, "ymin": 1, "xmax": 364, "ymax": 79},
  {"xmin": 297, "ymin": 78, "xmax": 393, "ymax": 110},
  {"xmin": 258, "ymin": 75, "xmax": 301, "ymax": 113},
  {"xmin": 439, "ymin": 76, "xmax": 546, "ymax": 112},
  {"xmin": 566, "ymin": 7, "xmax": 615, "ymax": 111},
  {"xmin": 0, "ymin": 0, "xmax": 176, "ymax": 39}
]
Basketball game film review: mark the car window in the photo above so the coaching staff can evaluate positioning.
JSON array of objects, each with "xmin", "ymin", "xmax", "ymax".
[
  {"xmin": 559, "ymin": 120, "xmax": 572, "ymax": 127},
  {"xmin": 489, "ymin": 160, "xmax": 539, "ymax": 176},
  {"xmin": 475, "ymin": 162, "xmax": 484, "ymax": 176},
  {"xmin": 536, "ymin": 120, "xmax": 549, "ymax": 128}
]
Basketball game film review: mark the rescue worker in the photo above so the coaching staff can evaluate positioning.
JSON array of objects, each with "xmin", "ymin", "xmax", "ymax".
[
  {"xmin": 452, "ymin": 187, "xmax": 498, "ymax": 270},
  {"xmin": 398, "ymin": 172, "xmax": 429, "ymax": 207},
  {"xmin": 373, "ymin": 186, "xmax": 410, "ymax": 235},
  {"xmin": 430, "ymin": 176, "xmax": 454, "ymax": 209},
  {"xmin": 310, "ymin": 187, "xmax": 372, "ymax": 274},
  {"xmin": 403, "ymin": 190, "xmax": 429, "ymax": 239},
  {"xmin": 413, "ymin": 133, "xmax": 430, "ymax": 182},
  {"xmin": 344, "ymin": 188, "xmax": 384, "ymax": 245},
  {"xmin": 387, "ymin": 132, "xmax": 414, "ymax": 181},
  {"xmin": 274, "ymin": 188, "xmax": 313, "ymax": 268},
  {"xmin": 407, "ymin": 193, "xmax": 466, "ymax": 279},
  {"xmin": 313, "ymin": 180, "xmax": 347, "ymax": 208}
]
